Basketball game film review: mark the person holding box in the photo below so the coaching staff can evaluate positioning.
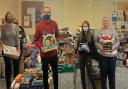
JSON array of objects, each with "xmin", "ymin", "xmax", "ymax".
[
  {"xmin": 34, "ymin": 6, "xmax": 59, "ymax": 89},
  {"xmin": 1, "ymin": 11, "xmax": 20, "ymax": 89},
  {"xmin": 95, "ymin": 17, "xmax": 120, "ymax": 89}
]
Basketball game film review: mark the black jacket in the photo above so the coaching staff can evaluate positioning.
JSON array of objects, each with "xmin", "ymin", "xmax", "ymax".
[
  {"xmin": 77, "ymin": 29, "xmax": 98, "ymax": 58},
  {"xmin": 18, "ymin": 26, "xmax": 26, "ymax": 44}
]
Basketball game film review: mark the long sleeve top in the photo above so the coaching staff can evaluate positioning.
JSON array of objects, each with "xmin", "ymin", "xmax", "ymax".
[
  {"xmin": 94, "ymin": 28, "xmax": 120, "ymax": 57},
  {"xmin": 34, "ymin": 20, "xmax": 59, "ymax": 57},
  {"xmin": 1, "ymin": 23, "xmax": 20, "ymax": 48}
]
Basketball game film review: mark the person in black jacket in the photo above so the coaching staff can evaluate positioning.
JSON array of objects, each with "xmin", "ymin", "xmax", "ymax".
[
  {"xmin": 77, "ymin": 20, "xmax": 96, "ymax": 89},
  {"xmin": 13, "ymin": 17, "xmax": 26, "ymax": 60}
]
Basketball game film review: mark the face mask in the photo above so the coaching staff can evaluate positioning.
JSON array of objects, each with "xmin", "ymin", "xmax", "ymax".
[
  {"xmin": 83, "ymin": 27, "xmax": 89, "ymax": 32},
  {"xmin": 41, "ymin": 14, "xmax": 50, "ymax": 21}
]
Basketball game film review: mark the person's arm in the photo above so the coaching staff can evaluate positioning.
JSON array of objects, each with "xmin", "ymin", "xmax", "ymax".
[
  {"xmin": 112, "ymin": 30, "xmax": 120, "ymax": 51},
  {"xmin": 20, "ymin": 26, "xmax": 27, "ymax": 44},
  {"xmin": 54, "ymin": 22, "xmax": 59, "ymax": 43},
  {"xmin": 34, "ymin": 25, "xmax": 42, "ymax": 49},
  {"xmin": 94, "ymin": 31, "xmax": 103, "ymax": 51},
  {"xmin": 21, "ymin": 26, "xmax": 26, "ymax": 38},
  {"xmin": 90, "ymin": 31, "xmax": 95, "ymax": 51},
  {"xmin": 16, "ymin": 26, "xmax": 20, "ymax": 49}
]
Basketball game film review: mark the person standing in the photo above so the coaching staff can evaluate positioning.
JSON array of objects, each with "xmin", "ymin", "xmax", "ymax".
[
  {"xmin": 77, "ymin": 21, "xmax": 96, "ymax": 89},
  {"xmin": 95, "ymin": 17, "xmax": 120, "ymax": 89},
  {"xmin": 34, "ymin": 6, "xmax": 59, "ymax": 89},
  {"xmin": 13, "ymin": 18, "xmax": 26, "ymax": 73},
  {"xmin": 1, "ymin": 12, "xmax": 20, "ymax": 89},
  {"xmin": 13, "ymin": 17, "xmax": 26, "ymax": 57}
]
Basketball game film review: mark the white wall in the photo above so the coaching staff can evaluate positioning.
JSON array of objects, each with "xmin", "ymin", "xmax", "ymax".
[
  {"xmin": 44, "ymin": 0, "xmax": 112, "ymax": 34},
  {"xmin": 93, "ymin": 0, "xmax": 112, "ymax": 28},
  {"xmin": 19, "ymin": 0, "xmax": 113, "ymax": 35},
  {"xmin": 0, "ymin": 0, "xmax": 20, "ymax": 19},
  {"xmin": 44, "ymin": 0, "xmax": 64, "ymax": 28},
  {"xmin": 0, "ymin": 0, "xmax": 113, "ymax": 35},
  {"xmin": 63, "ymin": 0, "xmax": 93, "ymax": 32}
]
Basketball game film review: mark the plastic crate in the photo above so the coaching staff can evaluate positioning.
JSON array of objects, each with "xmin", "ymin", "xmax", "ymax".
[
  {"xmin": 58, "ymin": 64, "xmax": 65, "ymax": 73},
  {"xmin": 64, "ymin": 64, "xmax": 75, "ymax": 73}
]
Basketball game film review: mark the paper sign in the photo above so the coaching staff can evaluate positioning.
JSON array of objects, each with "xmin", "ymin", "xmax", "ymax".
[
  {"xmin": 27, "ymin": 7, "xmax": 35, "ymax": 15},
  {"xmin": 24, "ymin": 16, "xmax": 31, "ymax": 27}
]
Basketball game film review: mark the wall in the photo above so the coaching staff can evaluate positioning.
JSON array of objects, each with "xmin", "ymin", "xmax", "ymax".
[
  {"xmin": 44, "ymin": 0, "xmax": 112, "ymax": 34},
  {"xmin": 93, "ymin": 0, "xmax": 112, "ymax": 29},
  {"xmin": 0, "ymin": 0, "xmax": 20, "ymax": 20},
  {"xmin": 44, "ymin": 0, "xmax": 64, "ymax": 28},
  {"xmin": 63, "ymin": 0, "xmax": 93, "ymax": 32},
  {"xmin": 20, "ymin": 0, "xmax": 113, "ymax": 35},
  {"xmin": 0, "ymin": 0, "xmax": 113, "ymax": 35}
]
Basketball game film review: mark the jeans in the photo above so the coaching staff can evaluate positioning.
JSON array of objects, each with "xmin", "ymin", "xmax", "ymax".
[{"xmin": 98, "ymin": 55, "xmax": 116, "ymax": 89}]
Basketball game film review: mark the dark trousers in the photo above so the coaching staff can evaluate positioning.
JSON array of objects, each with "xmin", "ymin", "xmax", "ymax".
[
  {"xmin": 79, "ymin": 55, "xmax": 96, "ymax": 89},
  {"xmin": 19, "ymin": 43, "xmax": 23, "ymax": 60},
  {"xmin": 41, "ymin": 55, "xmax": 58, "ymax": 89},
  {"xmin": 3, "ymin": 56, "xmax": 20, "ymax": 89},
  {"xmin": 98, "ymin": 55, "xmax": 116, "ymax": 89}
]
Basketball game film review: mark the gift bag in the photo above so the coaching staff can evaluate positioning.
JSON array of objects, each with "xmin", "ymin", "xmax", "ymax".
[{"xmin": 3, "ymin": 45, "xmax": 20, "ymax": 59}]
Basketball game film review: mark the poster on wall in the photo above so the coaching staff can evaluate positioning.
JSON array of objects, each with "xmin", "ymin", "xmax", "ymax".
[
  {"xmin": 23, "ymin": 16, "xmax": 31, "ymax": 27},
  {"xmin": 35, "ymin": 7, "xmax": 41, "ymax": 25},
  {"xmin": 25, "ymin": 7, "xmax": 41, "ymax": 28},
  {"xmin": 22, "ymin": 1, "xmax": 43, "ymax": 28},
  {"xmin": 27, "ymin": 7, "xmax": 35, "ymax": 15}
]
